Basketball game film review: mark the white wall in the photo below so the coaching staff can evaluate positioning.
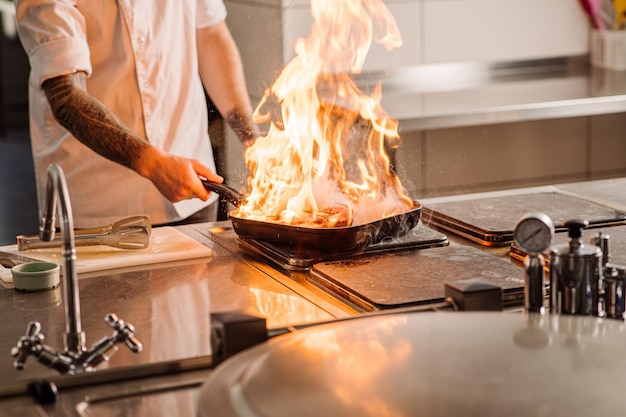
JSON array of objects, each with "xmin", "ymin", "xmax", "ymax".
[
  {"xmin": 226, "ymin": 0, "xmax": 592, "ymax": 99},
  {"xmin": 422, "ymin": 0, "xmax": 589, "ymax": 63}
]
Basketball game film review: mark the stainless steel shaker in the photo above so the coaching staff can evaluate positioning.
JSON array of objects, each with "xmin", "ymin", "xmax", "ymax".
[{"xmin": 549, "ymin": 219, "xmax": 602, "ymax": 316}]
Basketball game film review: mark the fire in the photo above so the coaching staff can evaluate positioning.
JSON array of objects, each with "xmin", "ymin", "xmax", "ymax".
[{"xmin": 234, "ymin": 0, "xmax": 414, "ymax": 227}]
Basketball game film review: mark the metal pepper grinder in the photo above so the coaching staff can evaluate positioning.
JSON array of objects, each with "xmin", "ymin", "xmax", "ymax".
[{"xmin": 549, "ymin": 219, "xmax": 602, "ymax": 316}]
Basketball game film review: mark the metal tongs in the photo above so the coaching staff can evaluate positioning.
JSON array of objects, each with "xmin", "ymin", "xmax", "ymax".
[{"xmin": 16, "ymin": 216, "xmax": 152, "ymax": 251}]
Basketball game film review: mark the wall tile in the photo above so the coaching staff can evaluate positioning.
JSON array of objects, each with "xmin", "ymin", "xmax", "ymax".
[{"xmin": 423, "ymin": 0, "xmax": 590, "ymax": 63}]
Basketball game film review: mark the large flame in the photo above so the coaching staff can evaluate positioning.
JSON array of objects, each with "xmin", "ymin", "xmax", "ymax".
[{"xmin": 234, "ymin": 0, "xmax": 413, "ymax": 227}]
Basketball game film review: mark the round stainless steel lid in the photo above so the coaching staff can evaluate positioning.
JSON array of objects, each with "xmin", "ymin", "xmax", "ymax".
[{"xmin": 198, "ymin": 312, "xmax": 626, "ymax": 417}]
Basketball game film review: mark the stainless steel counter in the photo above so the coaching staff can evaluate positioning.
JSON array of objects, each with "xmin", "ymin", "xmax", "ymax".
[
  {"xmin": 0, "ymin": 195, "xmax": 541, "ymax": 399},
  {"xmin": 2, "ymin": 177, "xmax": 622, "ymax": 416},
  {"xmin": 0, "ymin": 223, "xmax": 345, "ymax": 400},
  {"xmin": 0, "ymin": 213, "xmax": 517, "ymax": 416},
  {"xmin": 360, "ymin": 57, "xmax": 626, "ymax": 131},
  {"xmin": 1, "ymin": 367, "xmax": 211, "ymax": 417}
]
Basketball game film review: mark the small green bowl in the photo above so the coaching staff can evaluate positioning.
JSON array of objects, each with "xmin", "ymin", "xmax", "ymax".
[{"xmin": 12, "ymin": 262, "xmax": 60, "ymax": 292}]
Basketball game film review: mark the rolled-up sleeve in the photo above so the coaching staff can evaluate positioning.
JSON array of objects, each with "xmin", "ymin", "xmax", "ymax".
[
  {"xmin": 14, "ymin": 0, "xmax": 92, "ymax": 87},
  {"xmin": 196, "ymin": 0, "xmax": 227, "ymax": 28}
]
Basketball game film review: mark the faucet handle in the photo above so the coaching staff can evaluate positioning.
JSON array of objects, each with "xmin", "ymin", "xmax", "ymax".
[
  {"xmin": 104, "ymin": 313, "xmax": 143, "ymax": 353},
  {"xmin": 11, "ymin": 322, "xmax": 43, "ymax": 370}
]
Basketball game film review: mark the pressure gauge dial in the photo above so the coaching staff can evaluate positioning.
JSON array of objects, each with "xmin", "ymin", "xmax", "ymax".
[{"xmin": 513, "ymin": 212, "xmax": 555, "ymax": 254}]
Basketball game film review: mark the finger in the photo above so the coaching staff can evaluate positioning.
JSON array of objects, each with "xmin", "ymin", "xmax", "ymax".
[
  {"xmin": 192, "ymin": 160, "xmax": 223, "ymax": 184},
  {"xmin": 191, "ymin": 176, "xmax": 210, "ymax": 201}
]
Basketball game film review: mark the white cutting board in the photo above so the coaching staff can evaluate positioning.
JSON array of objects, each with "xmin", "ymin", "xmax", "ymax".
[{"xmin": 0, "ymin": 227, "xmax": 211, "ymax": 281}]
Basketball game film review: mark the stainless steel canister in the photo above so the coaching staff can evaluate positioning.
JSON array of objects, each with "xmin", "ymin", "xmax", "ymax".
[{"xmin": 549, "ymin": 220, "xmax": 602, "ymax": 316}]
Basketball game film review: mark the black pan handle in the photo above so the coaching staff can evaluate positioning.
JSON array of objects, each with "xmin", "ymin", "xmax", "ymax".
[{"xmin": 201, "ymin": 178, "xmax": 244, "ymax": 207}]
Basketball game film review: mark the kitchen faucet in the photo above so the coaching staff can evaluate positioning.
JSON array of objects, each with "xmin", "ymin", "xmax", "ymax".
[{"xmin": 11, "ymin": 164, "xmax": 143, "ymax": 375}]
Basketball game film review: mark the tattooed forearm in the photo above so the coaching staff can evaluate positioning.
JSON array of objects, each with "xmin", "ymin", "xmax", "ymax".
[
  {"xmin": 42, "ymin": 72, "xmax": 148, "ymax": 170},
  {"xmin": 224, "ymin": 109, "xmax": 259, "ymax": 144}
]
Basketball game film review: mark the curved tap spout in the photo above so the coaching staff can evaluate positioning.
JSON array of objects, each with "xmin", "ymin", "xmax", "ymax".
[
  {"xmin": 40, "ymin": 164, "xmax": 85, "ymax": 354},
  {"xmin": 11, "ymin": 164, "xmax": 143, "ymax": 375}
]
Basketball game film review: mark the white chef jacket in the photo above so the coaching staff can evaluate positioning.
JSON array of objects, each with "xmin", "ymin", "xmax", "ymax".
[{"xmin": 14, "ymin": 0, "xmax": 225, "ymax": 228}]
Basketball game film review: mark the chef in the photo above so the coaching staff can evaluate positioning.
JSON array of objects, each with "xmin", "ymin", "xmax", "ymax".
[{"xmin": 14, "ymin": 0, "xmax": 257, "ymax": 228}]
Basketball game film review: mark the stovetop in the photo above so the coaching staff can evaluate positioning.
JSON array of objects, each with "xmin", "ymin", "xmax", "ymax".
[
  {"xmin": 226, "ymin": 180, "xmax": 626, "ymax": 314},
  {"xmin": 237, "ymin": 222, "xmax": 449, "ymax": 271},
  {"xmin": 423, "ymin": 188, "xmax": 626, "ymax": 247},
  {"xmin": 236, "ymin": 222, "xmax": 526, "ymax": 312},
  {"xmin": 309, "ymin": 245, "xmax": 525, "ymax": 311}
]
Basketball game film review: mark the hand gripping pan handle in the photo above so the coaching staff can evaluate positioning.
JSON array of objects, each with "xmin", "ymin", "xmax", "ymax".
[{"xmin": 201, "ymin": 178, "xmax": 244, "ymax": 207}]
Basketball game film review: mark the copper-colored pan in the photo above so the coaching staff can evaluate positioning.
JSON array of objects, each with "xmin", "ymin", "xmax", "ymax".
[{"xmin": 202, "ymin": 179, "xmax": 422, "ymax": 253}]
